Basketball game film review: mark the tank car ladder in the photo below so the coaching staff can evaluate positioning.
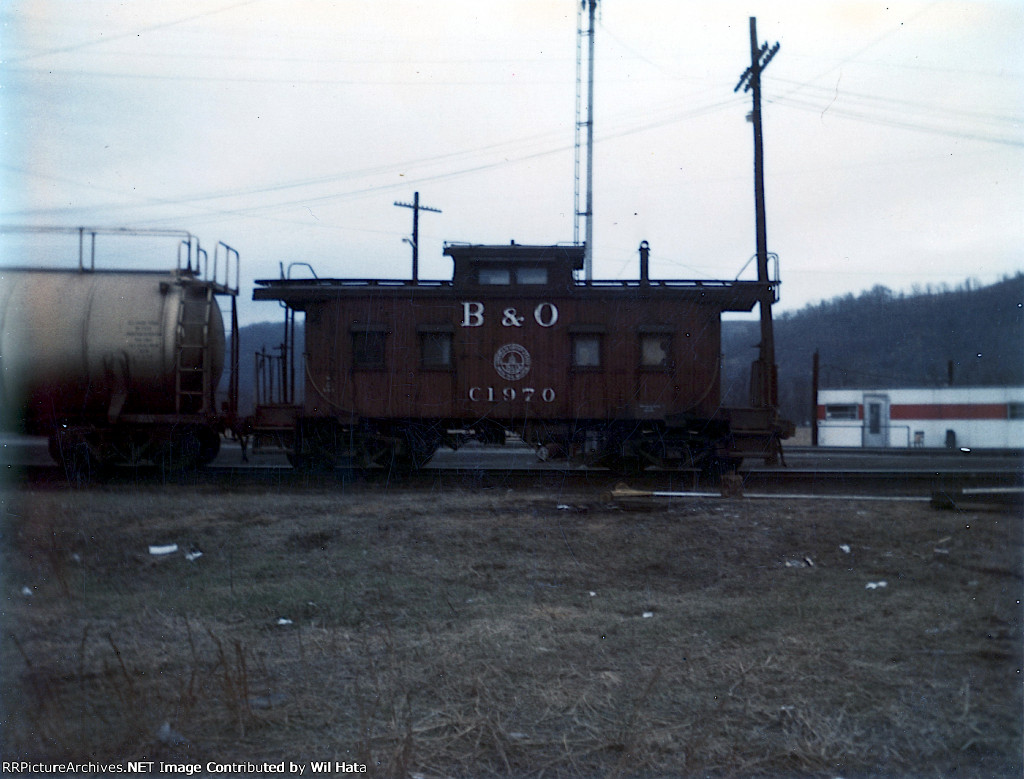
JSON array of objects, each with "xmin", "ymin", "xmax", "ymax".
[{"xmin": 174, "ymin": 283, "xmax": 215, "ymax": 415}]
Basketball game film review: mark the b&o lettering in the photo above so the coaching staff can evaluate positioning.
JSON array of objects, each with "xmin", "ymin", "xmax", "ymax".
[
  {"xmin": 534, "ymin": 302, "xmax": 558, "ymax": 328},
  {"xmin": 461, "ymin": 301, "xmax": 484, "ymax": 327}
]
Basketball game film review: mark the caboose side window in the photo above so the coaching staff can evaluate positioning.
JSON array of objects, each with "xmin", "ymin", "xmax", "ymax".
[
  {"xmin": 572, "ymin": 335, "xmax": 602, "ymax": 368},
  {"xmin": 1009, "ymin": 402, "xmax": 1024, "ymax": 420},
  {"xmin": 352, "ymin": 330, "xmax": 386, "ymax": 369},
  {"xmin": 478, "ymin": 268, "xmax": 511, "ymax": 285},
  {"xmin": 420, "ymin": 332, "xmax": 453, "ymax": 369},
  {"xmin": 640, "ymin": 333, "xmax": 672, "ymax": 369},
  {"xmin": 515, "ymin": 267, "xmax": 548, "ymax": 285}
]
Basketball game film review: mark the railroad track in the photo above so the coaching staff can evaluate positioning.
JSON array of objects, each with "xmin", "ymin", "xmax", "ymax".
[
  {"xmin": 10, "ymin": 458, "xmax": 1023, "ymax": 497},
  {"xmin": 6, "ymin": 437, "xmax": 1021, "ymax": 494}
]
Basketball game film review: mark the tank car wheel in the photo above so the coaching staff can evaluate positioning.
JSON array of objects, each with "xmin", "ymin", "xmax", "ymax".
[
  {"xmin": 49, "ymin": 431, "xmax": 106, "ymax": 483},
  {"xmin": 196, "ymin": 427, "xmax": 221, "ymax": 466},
  {"xmin": 153, "ymin": 427, "xmax": 204, "ymax": 472}
]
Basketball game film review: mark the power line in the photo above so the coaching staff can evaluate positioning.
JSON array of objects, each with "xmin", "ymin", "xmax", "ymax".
[
  {"xmin": 769, "ymin": 77, "xmax": 1022, "ymax": 127},
  {"xmin": 4, "ymin": 0, "xmax": 263, "ymax": 65},
  {"xmin": 771, "ymin": 94, "xmax": 1024, "ymax": 148}
]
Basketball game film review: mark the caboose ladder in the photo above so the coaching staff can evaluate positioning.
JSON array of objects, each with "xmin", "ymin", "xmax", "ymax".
[{"xmin": 174, "ymin": 284, "xmax": 214, "ymax": 414}]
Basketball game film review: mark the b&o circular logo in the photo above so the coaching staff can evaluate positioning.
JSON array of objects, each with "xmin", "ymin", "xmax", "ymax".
[{"xmin": 493, "ymin": 343, "xmax": 531, "ymax": 381}]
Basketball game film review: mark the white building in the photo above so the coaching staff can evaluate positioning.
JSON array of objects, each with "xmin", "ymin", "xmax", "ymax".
[{"xmin": 816, "ymin": 387, "xmax": 1024, "ymax": 449}]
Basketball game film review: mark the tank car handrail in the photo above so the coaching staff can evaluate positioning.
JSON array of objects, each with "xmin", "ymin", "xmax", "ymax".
[
  {"xmin": 214, "ymin": 241, "xmax": 241, "ymax": 294},
  {"xmin": 1, "ymin": 225, "xmax": 197, "ymax": 272},
  {"xmin": 0, "ymin": 226, "xmax": 194, "ymax": 240}
]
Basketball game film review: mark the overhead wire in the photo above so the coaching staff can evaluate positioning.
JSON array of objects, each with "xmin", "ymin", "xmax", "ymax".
[
  {"xmin": 6, "ymin": 1, "xmax": 1020, "ymax": 236},
  {"xmin": 769, "ymin": 93, "xmax": 1023, "ymax": 148},
  {"xmin": 4, "ymin": 0, "xmax": 264, "ymax": 65}
]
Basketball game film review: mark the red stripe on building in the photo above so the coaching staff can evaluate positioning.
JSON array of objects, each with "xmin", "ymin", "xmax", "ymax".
[{"xmin": 889, "ymin": 404, "xmax": 1007, "ymax": 420}]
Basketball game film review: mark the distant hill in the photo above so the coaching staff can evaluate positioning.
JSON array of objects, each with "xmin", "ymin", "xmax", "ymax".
[
  {"xmin": 225, "ymin": 274, "xmax": 1024, "ymax": 425},
  {"xmin": 723, "ymin": 273, "xmax": 1024, "ymax": 424}
]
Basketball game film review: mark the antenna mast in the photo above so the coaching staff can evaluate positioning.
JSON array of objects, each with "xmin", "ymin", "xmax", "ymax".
[{"xmin": 574, "ymin": 0, "xmax": 597, "ymax": 280}]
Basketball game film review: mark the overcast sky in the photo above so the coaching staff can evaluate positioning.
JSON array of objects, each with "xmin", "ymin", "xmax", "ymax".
[{"xmin": 2, "ymin": 1, "xmax": 1021, "ymax": 325}]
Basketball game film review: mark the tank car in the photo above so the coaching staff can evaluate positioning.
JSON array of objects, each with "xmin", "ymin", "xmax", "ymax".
[
  {"xmin": 0, "ymin": 227, "xmax": 240, "ymax": 476},
  {"xmin": 251, "ymin": 240, "xmax": 791, "ymax": 472}
]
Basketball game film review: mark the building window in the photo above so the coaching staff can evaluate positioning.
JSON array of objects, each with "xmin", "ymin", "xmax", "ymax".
[
  {"xmin": 825, "ymin": 404, "xmax": 858, "ymax": 421},
  {"xmin": 640, "ymin": 333, "xmax": 672, "ymax": 368},
  {"xmin": 352, "ymin": 330, "xmax": 386, "ymax": 368},
  {"xmin": 515, "ymin": 267, "xmax": 548, "ymax": 285},
  {"xmin": 572, "ymin": 335, "xmax": 602, "ymax": 368},
  {"xmin": 478, "ymin": 268, "xmax": 511, "ymax": 285},
  {"xmin": 420, "ymin": 331, "xmax": 453, "ymax": 369}
]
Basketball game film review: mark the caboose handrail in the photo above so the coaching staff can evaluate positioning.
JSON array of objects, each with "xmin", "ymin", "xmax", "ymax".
[
  {"xmin": 583, "ymin": 279, "xmax": 762, "ymax": 289},
  {"xmin": 255, "ymin": 278, "xmax": 453, "ymax": 288},
  {"xmin": 734, "ymin": 251, "xmax": 780, "ymax": 301}
]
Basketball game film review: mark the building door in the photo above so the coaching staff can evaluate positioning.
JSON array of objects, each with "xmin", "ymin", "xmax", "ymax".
[{"xmin": 862, "ymin": 394, "xmax": 889, "ymax": 447}]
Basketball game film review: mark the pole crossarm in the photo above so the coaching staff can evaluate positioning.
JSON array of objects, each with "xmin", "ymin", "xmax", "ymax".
[
  {"xmin": 393, "ymin": 200, "xmax": 442, "ymax": 215},
  {"xmin": 734, "ymin": 41, "xmax": 780, "ymax": 93}
]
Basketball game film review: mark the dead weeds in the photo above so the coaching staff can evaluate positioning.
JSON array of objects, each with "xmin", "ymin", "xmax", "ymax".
[{"xmin": 1, "ymin": 483, "xmax": 1020, "ymax": 777}]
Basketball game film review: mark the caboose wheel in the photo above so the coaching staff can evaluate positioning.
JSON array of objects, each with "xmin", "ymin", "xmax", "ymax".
[
  {"xmin": 400, "ymin": 424, "xmax": 441, "ymax": 469},
  {"xmin": 357, "ymin": 437, "xmax": 395, "ymax": 470},
  {"xmin": 617, "ymin": 456, "xmax": 648, "ymax": 476},
  {"xmin": 702, "ymin": 456, "xmax": 741, "ymax": 481}
]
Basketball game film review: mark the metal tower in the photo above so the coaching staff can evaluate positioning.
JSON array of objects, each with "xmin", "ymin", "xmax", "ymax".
[{"xmin": 574, "ymin": 0, "xmax": 597, "ymax": 281}]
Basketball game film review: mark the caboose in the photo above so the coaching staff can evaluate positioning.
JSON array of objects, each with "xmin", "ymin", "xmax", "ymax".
[{"xmin": 251, "ymin": 241, "xmax": 791, "ymax": 473}]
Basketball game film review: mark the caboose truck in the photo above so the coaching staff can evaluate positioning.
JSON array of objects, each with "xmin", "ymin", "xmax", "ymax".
[
  {"xmin": 251, "ymin": 240, "xmax": 792, "ymax": 473},
  {"xmin": 0, "ymin": 226, "xmax": 241, "ymax": 478}
]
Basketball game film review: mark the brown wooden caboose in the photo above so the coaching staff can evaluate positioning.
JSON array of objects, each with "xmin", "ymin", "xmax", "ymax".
[{"xmin": 251, "ymin": 241, "xmax": 789, "ymax": 472}]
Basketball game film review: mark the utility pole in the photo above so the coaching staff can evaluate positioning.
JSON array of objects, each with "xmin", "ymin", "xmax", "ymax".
[
  {"xmin": 811, "ymin": 350, "xmax": 820, "ymax": 447},
  {"xmin": 394, "ymin": 191, "xmax": 441, "ymax": 282},
  {"xmin": 735, "ymin": 17, "xmax": 780, "ymax": 409}
]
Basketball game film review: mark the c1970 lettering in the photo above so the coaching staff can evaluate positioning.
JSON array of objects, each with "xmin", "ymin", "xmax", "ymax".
[{"xmin": 468, "ymin": 387, "xmax": 555, "ymax": 403}]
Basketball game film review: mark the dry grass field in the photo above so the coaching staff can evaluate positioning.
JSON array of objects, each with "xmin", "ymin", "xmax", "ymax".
[{"xmin": 1, "ymin": 477, "xmax": 1021, "ymax": 777}]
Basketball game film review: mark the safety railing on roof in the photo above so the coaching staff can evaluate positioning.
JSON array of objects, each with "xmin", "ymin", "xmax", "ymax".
[
  {"xmin": 581, "ymin": 279, "xmax": 763, "ymax": 289},
  {"xmin": 0, "ymin": 226, "xmax": 238, "ymax": 295},
  {"xmin": 256, "ymin": 278, "xmax": 454, "ymax": 288}
]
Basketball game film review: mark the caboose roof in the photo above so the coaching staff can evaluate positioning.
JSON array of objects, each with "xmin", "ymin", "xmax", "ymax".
[
  {"xmin": 253, "ymin": 242, "xmax": 766, "ymax": 312},
  {"xmin": 442, "ymin": 242, "xmax": 585, "ymax": 269}
]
